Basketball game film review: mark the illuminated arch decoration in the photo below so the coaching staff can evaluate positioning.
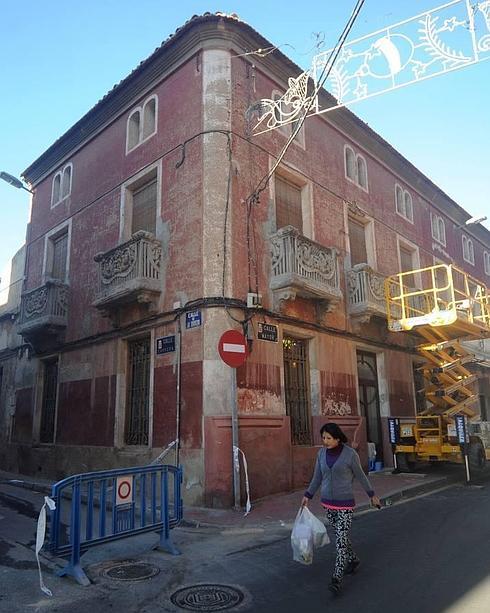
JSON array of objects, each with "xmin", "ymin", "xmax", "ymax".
[{"xmin": 247, "ymin": 0, "xmax": 490, "ymax": 135}]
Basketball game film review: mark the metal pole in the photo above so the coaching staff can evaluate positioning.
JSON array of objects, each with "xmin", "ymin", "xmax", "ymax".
[
  {"xmin": 464, "ymin": 449, "xmax": 471, "ymax": 484},
  {"xmin": 231, "ymin": 368, "xmax": 241, "ymax": 510}
]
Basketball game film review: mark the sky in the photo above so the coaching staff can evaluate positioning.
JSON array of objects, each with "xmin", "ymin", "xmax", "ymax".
[{"xmin": 0, "ymin": 0, "xmax": 489, "ymax": 299}]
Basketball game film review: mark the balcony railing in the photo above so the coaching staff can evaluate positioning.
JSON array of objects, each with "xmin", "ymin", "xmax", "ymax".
[
  {"xmin": 93, "ymin": 231, "xmax": 162, "ymax": 309},
  {"xmin": 18, "ymin": 280, "xmax": 69, "ymax": 338},
  {"xmin": 346, "ymin": 264, "xmax": 387, "ymax": 321},
  {"xmin": 269, "ymin": 226, "xmax": 341, "ymax": 310}
]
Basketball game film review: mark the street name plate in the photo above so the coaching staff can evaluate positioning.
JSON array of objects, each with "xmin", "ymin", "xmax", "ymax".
[{"xmin": 257, "ymin": 323, "xmax": 278, "ymax": 342}]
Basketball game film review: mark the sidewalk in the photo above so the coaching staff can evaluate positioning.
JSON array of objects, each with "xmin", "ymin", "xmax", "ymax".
[
  {"xmin": 183, "ymin": 467, "xmax": 461, "ymax": 530},
  {"xmin": 0, "ymin": 465, "xmax": 462, "ymax": 531}
]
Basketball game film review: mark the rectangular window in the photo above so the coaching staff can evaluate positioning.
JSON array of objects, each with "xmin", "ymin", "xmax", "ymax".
[
  {"xmin": 40, "ymin": 359, "xmax": 59, "ymax": 444},
  {"xmin": 51, "ymin": 232, "xmax": 68, "ymax": 280},
  {"xmin": 125, "ymin": 337, "xmax": 151, "ymax": 445},
  {"xmin": 400, "ymin": 244, "xmax": 416, "ymax": 288},
  {"xmin": 275, "ymin": 175, "xmax": 303, "ymax": 232},
  {"xmin": 132, "ymin": 179, "xmax": 157, "ymax": 235},
  {"xmin": 348, "ymin": 218, "xmax": 368, "ymax": 266},
  {"xmin": 283, "ymin": 337, "xmax": 311, "ymax": 445}
]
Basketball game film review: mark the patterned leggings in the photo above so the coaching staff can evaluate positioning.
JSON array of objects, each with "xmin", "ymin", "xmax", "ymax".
[{"xmin": 326, "ymin": 509, "xmax": 356, "ymax": 581}]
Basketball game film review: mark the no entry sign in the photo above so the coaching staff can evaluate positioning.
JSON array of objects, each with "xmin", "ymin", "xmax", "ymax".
[
  {"xmin": 116, "ymin": 475, "xmax": 134, "ymax": 506},
  {"xmin": 218, "ymin": 329, "xmax": 249, "ymax": 368}
]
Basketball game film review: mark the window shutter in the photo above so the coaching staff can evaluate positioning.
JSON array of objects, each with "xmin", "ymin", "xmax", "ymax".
[
  {"xmin": 132, "ymin": 179, "xmax": 157, "ymax": 235},
  {"xmin": 275, "ymin": 176, "xmax": 303, "ymax": 232},
  {"xmin": 348, "ymin": 218, "xmax": 368, "ymax": 266},
  {"xmin": 51, "ymin": 232, "xmax": 68, "ymax": 280}
]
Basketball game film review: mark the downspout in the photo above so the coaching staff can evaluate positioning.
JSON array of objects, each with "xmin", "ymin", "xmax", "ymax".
[{"xmin": 175, "ymin": 313, "xmax": 182, "ymax": 466}]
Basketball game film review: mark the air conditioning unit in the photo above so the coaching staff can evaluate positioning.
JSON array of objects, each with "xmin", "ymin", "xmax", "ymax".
[{"xmin": 247, "ymin": 292, "xmax": 262, "ymax": 308}]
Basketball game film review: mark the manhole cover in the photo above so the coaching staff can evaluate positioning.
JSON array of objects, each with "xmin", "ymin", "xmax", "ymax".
[
  {"xmin": 171, "ymin": 584, "xmax": 244, "ymax": 611},
  {"xmin": 103, "ymin": 561, "xmax": 160, "ymax": 581}
]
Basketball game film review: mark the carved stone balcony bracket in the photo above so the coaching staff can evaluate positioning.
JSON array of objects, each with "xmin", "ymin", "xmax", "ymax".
[
  {"xmin": 93, "ymin": 232, "xmax": 162, "ymax": 312},
  {"xmin": 269, "ymin": 226, "xmax": 342, "ymax": 313},
  {"xmin": 18, "ymin": 280, "xmax": 69, "ymax": 348},
  {"xmin": 346, "ymin": 263, "xmax": 387, "ymax": 328}
]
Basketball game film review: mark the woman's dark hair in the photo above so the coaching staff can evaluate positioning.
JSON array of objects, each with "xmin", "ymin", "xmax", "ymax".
[{"xmin": 320, "ymin": 422, "xmax": 348, "ymax": 443}]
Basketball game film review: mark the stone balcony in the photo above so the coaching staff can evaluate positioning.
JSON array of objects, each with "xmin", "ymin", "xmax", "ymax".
[
  {"xmin": 93, "ymin": 231, "xmax": 162, "ymax": 312},
  {"xmin": 269, "ymin": 226, "xmax": 342, "ymax": 312},
  {"xmin": 346, "ymin": 263, "xmax": 387, "ymax": 325},
  {"xmin": 18, "ymin": 280, "xmax": 69, "ymax": 347}
]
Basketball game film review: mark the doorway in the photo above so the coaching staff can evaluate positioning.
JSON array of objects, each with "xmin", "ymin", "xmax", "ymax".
[
  {"xmin": 283, "ymin": 336, "xmax": 312, "ymax": 445},
  {"xmin": 356, "ymin": 350, "xmax": 383, "ymax": 460}
]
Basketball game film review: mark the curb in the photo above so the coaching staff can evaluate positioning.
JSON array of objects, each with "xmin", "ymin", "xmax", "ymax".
[{"xmin": 181, "ymin": 474, "xmax": 463, "ymax": 530}]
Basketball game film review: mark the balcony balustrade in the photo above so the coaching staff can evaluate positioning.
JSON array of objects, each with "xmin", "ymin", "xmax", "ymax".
[
  {"xmin": 18, "ymin": 280, "xmax": 69, "ymax": 344},
  {"xmin": 93, "ymin": 231, "xmax": 162, "ymax": 311},
  {"xmin": 269, "ymin": 226, "xmax": 341, "ymax": 311},
  {"xmin": 346, "ymin": 263, "xmax": 387, "ymax": 324}
]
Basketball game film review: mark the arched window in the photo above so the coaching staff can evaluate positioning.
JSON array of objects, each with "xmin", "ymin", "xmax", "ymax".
[
  {"xmin": 52, "ymin": 173, "xmax": 61, "ymax": 206},
  {"xmin": 51, "ymin": 163, "xmax": 72, "ymax": 207},
  {"xmin": 404, "ymin": 192, "xmax": 413, "ymax": 222},
  {"xmin": 126, "ymin": 94, "xmax": 158, "ymax": 153},
  {"xmin": 127, "ymin": 109, "xmax": 141, "ymax": 151},
  {"xmin": 61, "ymin": 165, "xmax": 72, "ymax": 199},
  {"xmin": 357, "ymin": 155, "xmax": 367, "ymax": 189},
  {"xmin": 143, "ymin": 97, "xmax": 156, "ymax": 140},
  {"xmin": 395, "ymin": 185, "xmax": 404, "ymax": 215},
  {"xmin": 462, "ymin": 235, "xmax": 475, "ymax": 265},
  {"xmin": 345, "ymin": 146, "xmax": 356, "ymax": 181},
  {"xmin": 484, "ymin": 251, "xmax": 490, "ymax": 275}
]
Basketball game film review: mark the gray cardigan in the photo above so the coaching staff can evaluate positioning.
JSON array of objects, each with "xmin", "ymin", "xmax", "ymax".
[{"xmin": 305, "ymin": 445, "xmax": 374, "ymax": 508}]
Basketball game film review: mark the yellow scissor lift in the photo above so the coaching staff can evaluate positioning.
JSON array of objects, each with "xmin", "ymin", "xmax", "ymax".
[{"xmin": 385, "ymin": 264, "xmax": 490, "ymax": 473}]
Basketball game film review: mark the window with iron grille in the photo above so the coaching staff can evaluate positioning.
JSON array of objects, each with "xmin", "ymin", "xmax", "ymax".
[
  {"xmin": 283, "ymin": 336, "xmax": 311, "ymax": 445},
  {"xmin": 125, "ymin": 337, "xmax": 151, "ymax": 445},
  {"xmin": 131, "ymin": 179, "xmax": 157, "ymax": 235},
  {"xmin": 40, "ymin": 359, "xmax": 59, "ymax": 444},
  {"xmin": 275, "ymin": 175, "xmax": 303, "ymax": 232}
]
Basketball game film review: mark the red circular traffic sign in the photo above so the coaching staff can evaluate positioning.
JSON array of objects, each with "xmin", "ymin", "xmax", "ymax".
[
  {"xmin": 218, "ymin": 330, "xmax": 249, "ymax": 368},
  {"xmin": 118, "ymin": 481, "xmax": 131, "ymax": 500}
]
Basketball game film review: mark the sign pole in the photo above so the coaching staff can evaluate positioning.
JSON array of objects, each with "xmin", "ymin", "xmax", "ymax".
[
  {"xmin": 231, "ymin": 368, "xmax": 240, "ymax": 510},
  {"xmin": 456, "ymin": 414, "xmax": 471, "ymax": 485},
  {"xmin": 217, "ymin": 329, "xmax": 249, "ymax": 512}
]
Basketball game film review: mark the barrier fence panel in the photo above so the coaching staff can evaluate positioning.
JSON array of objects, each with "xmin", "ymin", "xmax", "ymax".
[{"xmin": 47, "ymin": 464, "xmax": 183, "ymax": 586}]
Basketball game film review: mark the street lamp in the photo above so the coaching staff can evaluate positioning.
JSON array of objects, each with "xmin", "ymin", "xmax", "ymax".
[
  {"xmin": 0, "ymin": 171, "xmax": 33, "ymax": 194},
  {"xmin": 454, "ymin": 216, "xmax": 487, "ymax": 231}
]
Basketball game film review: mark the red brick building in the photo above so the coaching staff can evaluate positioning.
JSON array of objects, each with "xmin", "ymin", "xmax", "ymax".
[{"xmin": 1, "ymin": 14, "xmax": 489, "ymax": 507}]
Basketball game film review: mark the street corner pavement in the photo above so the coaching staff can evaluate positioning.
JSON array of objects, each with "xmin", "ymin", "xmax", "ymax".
[{"xmin": 183, "ymin": 464, "xmax": 463, "ymax": 531}]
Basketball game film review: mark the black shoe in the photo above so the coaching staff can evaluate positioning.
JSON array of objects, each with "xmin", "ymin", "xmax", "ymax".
[
  {"xmin": 329, "ymin": 578, "xmax": 342, "ymax": 595},
  {"xmin": 345, "ymin": 559, "xmax": 361, "ymax": 574}
]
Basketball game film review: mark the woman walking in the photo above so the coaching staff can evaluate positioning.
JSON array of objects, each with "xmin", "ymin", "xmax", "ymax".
[{"xmin": 301, "ymin": 422, "xmax": 381, "ymax": 595}]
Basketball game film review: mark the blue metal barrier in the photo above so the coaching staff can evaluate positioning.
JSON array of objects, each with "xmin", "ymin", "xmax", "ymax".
[{"xmin": 47, "ymin": 464, "xmax": 183, "ymax": 586}]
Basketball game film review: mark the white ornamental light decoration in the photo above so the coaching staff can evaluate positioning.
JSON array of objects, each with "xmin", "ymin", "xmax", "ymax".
[{"xmin": 248, "ymin": 0, "xmax": 490, "ymax": 134}]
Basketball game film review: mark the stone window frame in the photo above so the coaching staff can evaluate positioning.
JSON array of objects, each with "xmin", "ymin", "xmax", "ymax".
[
  {"xmin": 126, "ymin": 94, "xmax": 158, "ymax": 154},
  {"xmin": 462, "ymin": 234, "xmax": 475, "ymax": 266},
  {"xmin": 395, "ymin": 183, "xmax": 414, "ymax": 223},
  {"xmin": 51, "ymin": 162, "xmax": 73, "ymax": 208},
  {"xmin": 344, "ymin": 145, "xmax": 369, "ymax": 192},
  {"xmin": 42, "ymin": 218, "xmax": 72, "ymax": 284},
  {"xmin": 271, "ymin": 163, "xmax": 313, "ymax": 240},
  {"xmin": 119, "ymin": 160, "xmax": 162, "ymax": 243},
  {"xmin": 484, "ymin": 251, "xmax": 490, "ymax": 276},
  {"xmin": 430, "ymin": 212, "xmax": 446, "ymax": 246}
]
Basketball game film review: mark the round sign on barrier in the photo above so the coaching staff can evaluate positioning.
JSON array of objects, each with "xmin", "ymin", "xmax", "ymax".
[{"xmin": 116, "ymin": 476, "xmax": 134, "ymax": 505}]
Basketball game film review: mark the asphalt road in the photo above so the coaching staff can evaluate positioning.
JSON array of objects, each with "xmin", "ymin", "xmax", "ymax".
[{"xmin": 2, "ymin": 479, "xmax": 490, "ymax": 612}]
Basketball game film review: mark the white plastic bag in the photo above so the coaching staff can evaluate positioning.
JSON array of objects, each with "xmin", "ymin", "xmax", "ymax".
[{"xmin": 291, "ymin": 507, "xmax": 329, "ymax": 565}]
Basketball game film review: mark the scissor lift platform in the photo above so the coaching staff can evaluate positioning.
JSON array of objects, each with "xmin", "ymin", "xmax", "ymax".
[{"xmin": 384, "ymin": 264, "xmax": 490, "ymax": 470}]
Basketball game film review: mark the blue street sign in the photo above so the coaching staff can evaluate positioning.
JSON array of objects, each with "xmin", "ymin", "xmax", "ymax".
[
  {"xmin": 388, "ymin": 418, "xmax": 400, "ymax": 444},
  {"xmin": 156, "ymin": 335, "xmax": 176, "ymax": 354},
  {"xmin": 455, "ymin": 415, "xmax": 469, "ymax": 445},
  {"xmin": 186, "ymin": 310, "xmax": 202, "ymax": 329}
]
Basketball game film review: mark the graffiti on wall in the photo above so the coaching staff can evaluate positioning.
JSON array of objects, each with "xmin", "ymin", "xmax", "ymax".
[
  {"xmin": 322, "ymin": 393, "xmax": 353, "ymax": 417},
  {"xmin": 238, "ymin": 388, "xmax": 283, "ymax": 415}
]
